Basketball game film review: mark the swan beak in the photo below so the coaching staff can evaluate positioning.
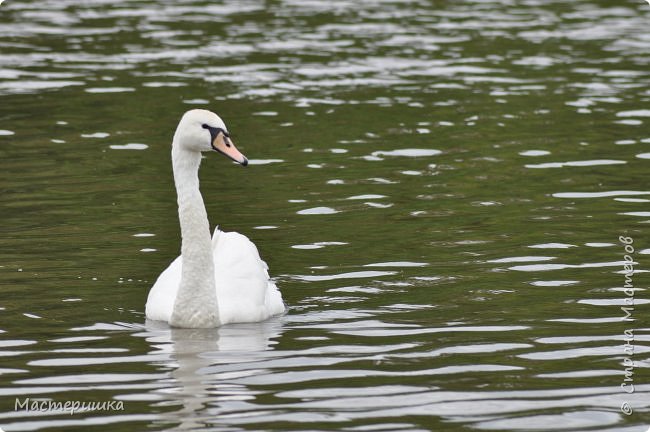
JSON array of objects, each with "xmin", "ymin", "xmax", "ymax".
[{"xmin": 212, "ymin": 133, "xmax": 248, "ymax": 166}]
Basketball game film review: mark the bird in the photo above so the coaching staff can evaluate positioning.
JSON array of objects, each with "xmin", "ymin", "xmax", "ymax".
[{"xmin": 145, "ymin": 109, "xmax": 285, "ymax": 328}]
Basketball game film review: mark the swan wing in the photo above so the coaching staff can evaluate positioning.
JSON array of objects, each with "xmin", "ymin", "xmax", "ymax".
[
  {"xmin": 145, "ymin": 255, "xmax": 181, "ymax": 323},
  {"xmin": 212, "ymin": 228, "xmax": 285, "ymax": 324},
  {"xmin": 145, "ymin": 229, "xmax": 285, "ymax": 326}
]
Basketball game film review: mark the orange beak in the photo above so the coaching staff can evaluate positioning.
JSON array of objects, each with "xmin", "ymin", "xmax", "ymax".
[{"xmin": 212, "ymin": 132, "xmax": 248, "ymax": 166}]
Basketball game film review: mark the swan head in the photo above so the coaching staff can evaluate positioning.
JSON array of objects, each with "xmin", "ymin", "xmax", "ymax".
[{"xmin": 173, "ymin": 109, "xmax": 248, "ymax": 166}]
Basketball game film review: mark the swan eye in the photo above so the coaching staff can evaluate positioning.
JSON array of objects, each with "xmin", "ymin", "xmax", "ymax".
[{"xmin": 202, "ymin": 124, "xmax": 232, "ymax": 147}]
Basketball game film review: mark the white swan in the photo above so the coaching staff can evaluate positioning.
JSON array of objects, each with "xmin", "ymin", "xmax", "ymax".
[{"xmin": 145, "ymin": 109, "xmax": 285, "ymax": 328}]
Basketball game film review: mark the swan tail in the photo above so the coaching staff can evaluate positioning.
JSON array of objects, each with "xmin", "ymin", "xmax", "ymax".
[
  {"xmin": 212, "ymin": 226, "xmax": 221, "ymax": 248},
  {"xmin": 265, "ymin": 279, "xmax": 286, "ymax": 316}
]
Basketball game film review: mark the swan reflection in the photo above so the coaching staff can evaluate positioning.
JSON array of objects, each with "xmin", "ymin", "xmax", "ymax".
[{"xmin": 145, "ymin": 318, "xmax": 284, "ymax": 430}]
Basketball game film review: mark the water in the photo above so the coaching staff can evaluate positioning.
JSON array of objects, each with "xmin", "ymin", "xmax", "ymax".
[{"xmin": 1, "ymin": 0, "xmax": 649, "ymax": 430}]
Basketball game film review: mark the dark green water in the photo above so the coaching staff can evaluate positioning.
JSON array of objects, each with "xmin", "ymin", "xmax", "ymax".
[{"xmin": 0, "ymin": 0, "xmax": 649, "ymax": 430}]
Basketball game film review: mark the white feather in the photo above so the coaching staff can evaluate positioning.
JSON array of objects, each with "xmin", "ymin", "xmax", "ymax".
[{"xmin": 146, "ymin": 227, "xmax": 285, "ymax": 325}]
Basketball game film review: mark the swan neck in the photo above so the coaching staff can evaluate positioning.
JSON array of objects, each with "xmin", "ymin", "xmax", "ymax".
[{"xmin": 170, "ymin": 144, "xmax": 219, "ymax": 328}]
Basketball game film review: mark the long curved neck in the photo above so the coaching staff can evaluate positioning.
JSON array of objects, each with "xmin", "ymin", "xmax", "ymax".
[{"xmin": 169, "ymin": 144, "xmax": 219, "ymax": 328}]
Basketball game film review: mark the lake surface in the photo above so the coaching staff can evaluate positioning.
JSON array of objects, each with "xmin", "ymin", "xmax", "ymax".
[{"xmin": 1, "ymin": 0, "xmax": 649, "ymax": 430}]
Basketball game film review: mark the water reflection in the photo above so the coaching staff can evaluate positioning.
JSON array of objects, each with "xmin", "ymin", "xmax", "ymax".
[{"xmin": 144, "ymin": 320, "xmax": 283, "ymax": 430}]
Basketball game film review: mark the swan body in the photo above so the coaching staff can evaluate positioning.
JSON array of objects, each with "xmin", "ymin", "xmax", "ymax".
[{"xmin": 145, "ymin": 109, "xmax": 285, "ymax": 328}]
